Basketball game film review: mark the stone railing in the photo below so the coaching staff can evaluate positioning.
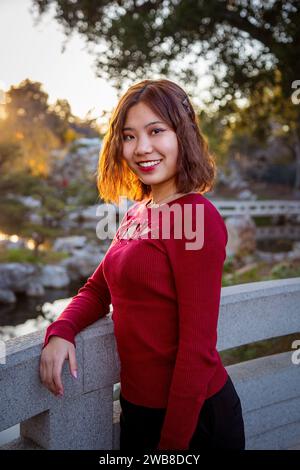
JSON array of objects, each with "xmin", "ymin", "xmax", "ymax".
[{"xmin": 0, "ymin": 277, "xmax": 299, "ymax": 450}]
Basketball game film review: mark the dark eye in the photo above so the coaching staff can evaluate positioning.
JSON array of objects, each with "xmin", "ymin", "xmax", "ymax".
[
  {"xmin": 122, "ymin": 128, "xmax": 165, "ymax": 141},
  {"xmin": 152, "ymin": 128, "xmax": 165, "ymax": 135}
]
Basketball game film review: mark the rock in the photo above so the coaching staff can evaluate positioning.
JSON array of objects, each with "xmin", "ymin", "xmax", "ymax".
[
  {"xmin": 234, "ymin": 262, "xmax": 259, "ymax": 276},
  {"xmin": 225, "ymin": 216, "xmax": 256, "ymax": 257},
  {"xmin": 59, "ymin": 217, "xmax": 78, "ymax": 230},
  {"xmin": 287, "ymin": 251, "xmax": 300, "ymax": 260},
  {"xmin": 76, "ymin": 137, "xmax": 101, "ymax": 147},
  {"xmin": 0, "ymin": 263, "xmax": 39, "ymax": 292},
  {"xmin": 15, "ymin": 196, "xmax": 41, "ymax": 208},
  {"xmin": 28, "ymin": 213, "xmax": 43, "ymax": 224},
  {"xmin": 53, "ymin": 236, "xmax": 87, "ymax": 253},
  {"xmin": 0, "ymin": 289, "xmax": 16, "ymax": 304},
  {"xmin": 81, "ymin": 205, "xmax": 104, "ymax": 220},
  {"xmin": 273, "ymin": 253, "xmax": 287, "ymax": 262},
  {"xmin": 26, "ymin": 282, "xmax": 45, "ymax": 297},
  {"xmin": 66, "ymin": 196, "xmax": 79, "ymax": 205},
  {"xmin": 287, "ymin": 242, "xmax": 300, "ymax": 260},
  {"xmin": 60, "ymin": 251, "xmax": 105, "ymax": 281},
  {"xmin": 292, "ymin": 241, "xmax": 300, "ymax": 253},
  {"xmin": 50, "ymin": 138, "xmax": 101, "ymax": 184},
  {"xmin": 67, "ymin": 210, "xmax": 82, "ymax": 222},
  {"xmin": 41, "ymin": 265, "xmax": 70, "ymax": 288},
  {"xmin": 0, "ymin": 239, "xmax": 26, "ymax": 250},
  {"xmin": 256, "ymin": 251, "xmax": 274, "ymax": 262},
  {"xmin": 237, "ymin": 190, "xmax": 257, "ymax": 201},
  {"xmin": 242, "ymin": 254, "xmax": 258, "ymax": 264}
]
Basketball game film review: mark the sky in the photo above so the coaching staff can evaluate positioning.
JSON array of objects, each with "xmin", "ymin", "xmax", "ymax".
[{"xmin": 0, "ymin": 0, "xmax": 119, "ymax": 121}]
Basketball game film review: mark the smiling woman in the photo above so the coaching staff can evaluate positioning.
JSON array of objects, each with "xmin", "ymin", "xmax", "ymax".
[{"xmin": 40, "ymin": 79, "xmax": 245, "ymax": 452}]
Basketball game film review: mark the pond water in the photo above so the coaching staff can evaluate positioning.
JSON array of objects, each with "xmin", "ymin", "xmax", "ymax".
[{"xmin": 0, "ymin": 279, "xmax": 85, "ymax": 342}]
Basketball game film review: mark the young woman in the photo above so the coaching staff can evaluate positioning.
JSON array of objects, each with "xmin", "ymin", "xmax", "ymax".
[{"xmin": 39, "ymin": 79, "xmax": 245, "ymax": 451}]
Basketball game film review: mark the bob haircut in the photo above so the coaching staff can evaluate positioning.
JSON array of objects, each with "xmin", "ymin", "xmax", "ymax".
[{"xmin": 97, "ymin": 79, "xmax": 216, "ymax": 204}]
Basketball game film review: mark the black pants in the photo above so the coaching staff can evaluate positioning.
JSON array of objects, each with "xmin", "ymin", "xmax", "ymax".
[{"xmin": 119, "ymin": 374, "xmax": 245, "ymax": 451}]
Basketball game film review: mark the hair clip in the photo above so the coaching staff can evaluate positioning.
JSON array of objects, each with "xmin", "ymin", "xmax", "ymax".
[
  {"xmin": 182, "ymin": 97, "xmax": 192, "ymax": 115},
  {"xmin": 182, "ymin": 97, "xmax": 189, "ymax": 107}
]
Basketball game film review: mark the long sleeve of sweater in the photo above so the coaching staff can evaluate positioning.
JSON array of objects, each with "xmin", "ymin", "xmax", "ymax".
[{"xmin": 157, "ymin": 201, "xmax": 228, "ymax": 450}]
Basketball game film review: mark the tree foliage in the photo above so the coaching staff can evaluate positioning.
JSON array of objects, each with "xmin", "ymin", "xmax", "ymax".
[
  {"xmin": 0, "ymin": 80, "xmax": 64, "ymax": 176},
  {"xmin": 31, "ymin": 1, "xmax": 300, "ymax": 190},
  {"xmin": 0, "ymin": 79, "xmax": 99, "ymax": 176},
  {"xmin": 31, "ymin": 0, "xmax": 300, "ymax": 99}
]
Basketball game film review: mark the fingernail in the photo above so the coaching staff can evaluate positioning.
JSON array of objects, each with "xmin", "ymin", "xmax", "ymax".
[{"xmin": 72, "ymin": 370, "xmax": 77, "ymax": 379}]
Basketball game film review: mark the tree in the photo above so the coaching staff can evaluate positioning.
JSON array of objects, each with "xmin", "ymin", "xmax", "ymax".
[
  {"xmin": 47, "ymin": 98, "xmax": 77, "ymax": 143},
  {"xmin": 218, "ymin": 74, "xmax": 300, "ymax": 188},
  {"xmin": 1, "ymin": 79, "xmax": 61, "ymax": 176},
  {"xmin": 31, "ymin": 0, "xmax": 300, "ymax": 192},
  {"xmin": 31, "ymin": 1, "xmax": 299, "ymax": 95},
  {"xmin": 0, "ymin": 142, "xmax": 23, "ymax": 173}
]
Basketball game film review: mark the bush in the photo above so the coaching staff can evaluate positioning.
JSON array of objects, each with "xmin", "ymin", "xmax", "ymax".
[
  {"xmin": 0, "ymin": 247, "xmax": 69, "ymax": 264},
  {"xmin": 270, "ymin": 261, "xmax": 300, "ymax": 279}
]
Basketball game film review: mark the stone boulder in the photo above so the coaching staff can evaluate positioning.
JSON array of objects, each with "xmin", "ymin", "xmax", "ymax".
[
  {"xmin": 60, "ymin": 249, "xmax": 106, "ymax": 281},
  {"xmin": 0, "ymin": 263, "xmax": 44, "ymax": 303},
  {"xmin": 0, "ymin": 263, "xmax": 39, "ymax": 292},
  {"xmin": 53, "ymin": 236, "xmax": 87, "ymax": 253},
  {"xmin": 237, "ymin": 190, "xmax": 258, "ymax": 201},
  {"xmin": 0, "ymin": 288, "xmax": 16, "ymax": 304},
  {"xmin": 26, "ymin": 282, "xmax": 45, "ymax": 297},
  {"xmin": 40, "ymin": 265, "xmax": 70, "ymax": 288}
]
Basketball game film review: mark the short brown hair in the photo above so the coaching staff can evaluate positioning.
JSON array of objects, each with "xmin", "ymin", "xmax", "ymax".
[{"xmin": 97, "ymin": 79, "xmax": 216, "ymax": 204}]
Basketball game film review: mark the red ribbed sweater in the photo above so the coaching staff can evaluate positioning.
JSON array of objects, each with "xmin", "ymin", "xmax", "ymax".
[{"xmin": 42, "ymin": 193, "xmax": 228, "ymax": 450}]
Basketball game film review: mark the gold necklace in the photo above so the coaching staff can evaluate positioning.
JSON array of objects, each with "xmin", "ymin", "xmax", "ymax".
[
  {"xmin": 147, "ymin": 192, "xmax": 190, "ymax": 208},
  {"xmin": 147, "ymin": 192, "xmax": 181, "ymax": 208}
]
